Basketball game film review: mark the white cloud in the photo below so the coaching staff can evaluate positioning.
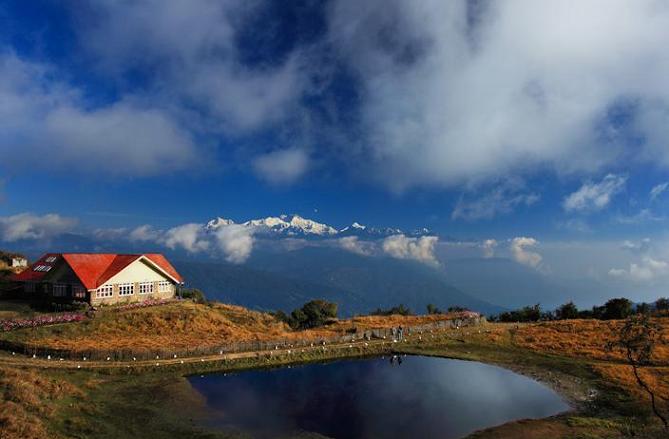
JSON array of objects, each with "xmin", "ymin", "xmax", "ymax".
[
  {"xmin": 650, "ymin": 182, "xmax": 669, "ymax": 200},
  {"xmin": 620, "ymin": 238, "xmax": 652, "ymax": 254},
  {"xmin": 73, "ymin": 0, "xmax": 306, "ymax": 133},
  {"xmin": 129, "ymin": 225, "xmax": 161, "ymax": 242},
  {"xmin": 338, "ymin": 236, "xmax": 373, "ymax": 256},
  {"xmin": 563, "ymin": 174, "xmax": 627, "ymax": 212},
  {"xmin": 213, "ymin": 224, "xmax": 254, "ymax": 264},
  {"xmin": 252, "ymin": 148, "xmax": 310, "ymax": 185},
  {"xmin": 382, "ymin": 234, "xmax": 439, "ymax": 265},
  {"xmin": 0, "ymin": 213, "xmax": 77, "ymax": 242},
  {"xmin": 615, "ymin": 208, "xmax": 664, "ymax": 224},
  {"xmin": 162, "ymin": 223, "xmax": 210, "ymax": 253},
  {"xmin": 0, "ymin": 53, "xmax": 199, "ymax": 176},
  {"xmin": 326, "ymin": 1, "xmax": 669, "ymax": 190},
  {"xmin": 481, "ymin": 239, "xmax": 498, "ymax": 258},
  {"xmin": 609, "ymin": 256, "xmax": 669, "ymax": 282},
  {"xmin": 510, "ymin": 237, "xmax": 543, "ymax": 269},
  {"xmin": 452, "ymin": 180, "xmax": 539, "ymax": 221}
]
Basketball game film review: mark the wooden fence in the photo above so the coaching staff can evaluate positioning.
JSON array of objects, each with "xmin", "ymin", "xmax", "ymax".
[{"xmin": 0, "ymin": 316, "xmax": 485, "ymax": 362}]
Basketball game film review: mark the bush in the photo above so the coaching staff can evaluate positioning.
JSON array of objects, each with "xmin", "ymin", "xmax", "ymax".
[
  {"xmin": 494, "ymin": 304, "xmax": 542, "ymax": 323},
  {"xmin": 556, "ymin": 301, "xmax": 579, "ymax": 320},
  {"xmin": 178, "ymin": 288, "xmax": 206, "ymax": 304},
  {"xmin": 602, "ymin": 298, "xmax": 633, "ymax": 320},
  {"xmin": 655, "ymin": 297, "xmax": 669, "ymax": 312},
  {"xmin": 636, "ymin": 302, "xmax": 652, "ymax": 315},
  {"xmin": 447, "ymin": 306, "xmax": 469, "ymax": 313},
  {"xmin": 371, "ymin": 304, "xmax": 412, "ymax": 316},
  {"xmin": 274, "ymin": 300, "xmax": 338, "ymax": 330},
  {"xmin": 426, "ymin": 304, "xmax": 442, "ymax": 314}
]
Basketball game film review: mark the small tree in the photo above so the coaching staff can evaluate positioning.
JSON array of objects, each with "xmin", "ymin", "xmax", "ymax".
[
  {"xmin": 606, "ymin": 314, "xmax": 667, "ymax": 430},
  {"xmin": 656, "ymin": 297, "xmax": 669, "ymax": 312},
  {"xmin": 426, "ymin": 304, "xmax": 443, "ymax": 314},
  {"xmin": 556, "ymin": 302, "xmax": 579, "ymax": 320},
  {"xmin": 285, "ymin": 299, "xmax": 338, "ymax": 330},
  {"xmin": 636, "ymin": 302, "xmax": 652, "ymax": 315},
  {"xmin": 602, "ymin": 298, "xmax": 633, "ymax": 320}
]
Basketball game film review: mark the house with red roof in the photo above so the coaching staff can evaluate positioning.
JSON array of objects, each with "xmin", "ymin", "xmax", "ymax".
[{"xmin": 12, "ymin": 253, "xmax": 184, "ymax": 305}]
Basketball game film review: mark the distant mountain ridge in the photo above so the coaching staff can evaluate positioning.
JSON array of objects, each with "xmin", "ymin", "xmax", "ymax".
[{"xmin": 205, "ymin": 214, "xmax": 433, "ymax": 238}]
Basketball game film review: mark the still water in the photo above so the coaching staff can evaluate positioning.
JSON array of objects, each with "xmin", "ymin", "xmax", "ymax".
[{"xmin": 189, "ymin": 355, "xmax": 569, "ymax": 439}]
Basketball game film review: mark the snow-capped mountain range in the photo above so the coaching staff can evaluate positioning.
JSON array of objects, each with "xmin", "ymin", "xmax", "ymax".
[{"xmin": 205, "ymin": 214, "xmax": 432, "ymax": 238}]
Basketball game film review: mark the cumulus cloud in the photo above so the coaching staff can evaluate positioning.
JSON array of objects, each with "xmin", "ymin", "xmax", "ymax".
[
  {"xmin": 0, "ymin": 213, "xmax": 77, "ymax": 242},
  {"xmin": 650, "ymin": 182, "xmax": 669, "ymax": 200},
  {"xmin": 327, "ymin": 1, "xmax": 669, "ymax": 190},
  {"xmin": 609, "ymin": 256, "xmax": 669, "ymax": 282},
  {"xmin": 129, "ymin": 225, "xmax": 162, "ymax": 242},
  {"xmin": 162, "ymin": 223, "xmax": 210, "ymax": 253},
  {"xmin": 452, "ymin": 180, "xmax": 539, "ymax": 221},
  {"xmin": 563, "ymin": 174, "xmax": 627, "ymax": 212},
  {"xmin": 8, "ymin": 1, "xmax": 669, "ymax": 190},
  {"xmin": 213, "ymin": 224, "xmax": 254, "ymax": 264},
  {"xmin": 252, "ymin": 148, "xmax": 310, "ymax": 185},
  {"xmin": 481, "ymin": 239, "xmax": 498, "ymax": 258},
  {"xmin": 0, "ymin": 53, "xmax": 199, "ymax": 176},
  {"xmin": 510, "ymin": 237, "xmax": 543, "ymax": 269},
  {"xmin": 382, "ymin": 234, "xmax": 439, "ymax": 265},
  {"xmin": 620, "ymin": 238, "xmax": 652, "ymax": 254},
  {"xmin": 338, "ymin": 236, "xmax": 373, "ymax": 256}
]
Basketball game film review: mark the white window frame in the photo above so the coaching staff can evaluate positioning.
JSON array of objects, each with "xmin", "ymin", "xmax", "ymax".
[
  {"xmin": 53, "ymin": 284, "xmax": 68, "ymax": 297},
  {"xmin": 118, "ymin": 283, "xmax": 134, "ymax": 297},
  {"xmin": 96, "ymin": 285, "xmax": 113, "ymax": 299},
  {"xmin": 139, "ymin": 282, "xmax": 154, "ymax": 295},
  {"xmin": 45, "ymin": 256, "xmax": 57, "ymax": 263},
  {"xmin": 158, "ymin": 281, "xmax": 172, "ymax": 293}
]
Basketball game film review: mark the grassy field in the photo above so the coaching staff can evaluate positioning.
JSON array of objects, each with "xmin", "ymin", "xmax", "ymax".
[
  {"xmin": 0, "ymin": 301, "xmax": 460, "ymax": 352},
  {"xmin": 0, "ymin": 300, "xmax": 668, "ymax": 438}
]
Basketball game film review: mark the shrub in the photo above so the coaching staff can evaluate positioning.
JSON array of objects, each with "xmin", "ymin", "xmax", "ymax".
[
  {"xmin": 655, "ymin": 297, "xmax": 669, "ymax": 312},
  {"xmin": 602, "ymin": 298, "xmax": 633, "ymax": 320},
  {"xmin": 556, "ymin": 301, "xmax": 579, "ymax": 320},
  {"xmin": 178, "ymin": 288, "xmax": 206, "ymax": 304},
  {"xmin": 494, "ymin": 304, "xmax": 542, "ymax": 323},
  {"xmin": 371, "ymin": 304, "xmax": 412, "ymax": 316},
  {"xmin": 426, "ymin": 304, "xmax": 442, "ymax": 314},
  {"xmin": 275, "ymin": 299, "xmax": 339, "ymax": 330}
]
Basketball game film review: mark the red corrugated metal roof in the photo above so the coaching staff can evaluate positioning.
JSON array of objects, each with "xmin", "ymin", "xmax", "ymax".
[
  {"xmin": 13, "ymin": 253, "xmax": 183, "ymax": 289},
  {"xmin": 145, "ymin": 253, "xmax": 184, "ymax": 283}
]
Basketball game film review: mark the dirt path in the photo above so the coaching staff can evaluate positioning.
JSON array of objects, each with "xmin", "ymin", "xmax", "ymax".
[{"xmin": 0, "ymin": 336, "xmax": 403, "ymax": 370}]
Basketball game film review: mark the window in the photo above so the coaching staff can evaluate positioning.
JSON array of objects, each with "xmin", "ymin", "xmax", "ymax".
[
  {"xmin": 139, "ymin": 282, "xmax": 153, "ymax": 294},
  {"xmin": 45, "ymin": 256, "xmax": 57, "ymax": 263},
  {"xmin": 34, "ymin": 265, "xmax": 52, "ymax": 272},
  {"xmin": 53, "ymin": 284, "xmax": 68, "ymax": 297},
  {"xmin": 73, "ymin": 286, "xmax": 86, "ymax": 299},
  {"xmin": 96, "ymin": 285, "xmax": 113, "ymax": 299},
  {"xmin": 158, "ymin": 281, "xmax": 172, "ymax": 293},
  {"xmin": 118, "ymin": 283, "xmax": 134, "ymax": 296}
]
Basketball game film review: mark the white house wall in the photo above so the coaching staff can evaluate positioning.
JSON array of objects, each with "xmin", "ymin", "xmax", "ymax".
[{"xmin": 101, "ymin": 258, "xmax": 170, "ymax": 287}]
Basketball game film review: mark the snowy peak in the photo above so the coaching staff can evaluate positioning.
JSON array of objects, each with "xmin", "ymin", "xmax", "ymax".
[
  {"xmin": 205, "ymin": 217, "xmax": 236, "ymax": 230},
  {"xmin": 206, "ymin": 214, "xmax": 433, "ymax": 239},
  {"xmin": 233, "ymin": 214, "xmax": 338, "ymax": 236}
]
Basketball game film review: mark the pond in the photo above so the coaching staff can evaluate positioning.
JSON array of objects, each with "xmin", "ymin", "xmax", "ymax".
[{"xmin": 188, "ymin": 355, "xmax": 570, "ymax": 439}]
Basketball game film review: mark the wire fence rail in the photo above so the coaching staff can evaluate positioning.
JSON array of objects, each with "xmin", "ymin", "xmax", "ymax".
[{"xmin": 0, "ymin": 316, "xmax": 485, "ymax": 362}]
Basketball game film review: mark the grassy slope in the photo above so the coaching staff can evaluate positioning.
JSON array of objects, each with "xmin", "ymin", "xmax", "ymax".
[
  {"xmin": 1, "ymin": 301, "xmax": 668, "ymax": 438},
  {"xmin": 0, "ymin": 301, "xmax": 459, "ymax": 352}
]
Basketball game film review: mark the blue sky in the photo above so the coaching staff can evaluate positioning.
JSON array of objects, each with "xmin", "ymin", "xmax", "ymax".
[{"xmin": 2, "ymin": 1, "xmax": 669, "ymax": 299}]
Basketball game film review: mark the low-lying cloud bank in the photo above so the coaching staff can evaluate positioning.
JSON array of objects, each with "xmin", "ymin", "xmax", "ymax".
[
  {"xmin": 0, "ymin": 213, "xmax": 77, "ymax": 242},
  {"xmin": 382, "ymin": 234, "xmax": 440, "ymax": 266}
]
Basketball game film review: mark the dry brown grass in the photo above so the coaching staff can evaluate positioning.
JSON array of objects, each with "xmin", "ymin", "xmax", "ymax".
[
  {"xmin": 592, "ymin": 364, "xmax": 669, "ymax": 402},
  {"xmin": 0, "ymin": 366, "xmax": 81, "ymax": 439},
  {"xmin": 8, "ymin": 301, "xmax": 459, "ymax": 352},
  {"xmin": 513, "ymin": 319, "xmax": 669, "ymax": 364}
]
